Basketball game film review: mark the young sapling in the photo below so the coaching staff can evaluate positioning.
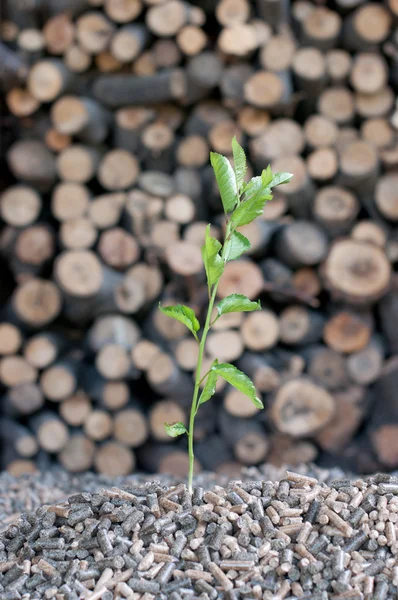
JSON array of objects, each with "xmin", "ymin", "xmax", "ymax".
[{"xmin": 159, "ymin": 137, "xmax": 293, "ymax": 492}]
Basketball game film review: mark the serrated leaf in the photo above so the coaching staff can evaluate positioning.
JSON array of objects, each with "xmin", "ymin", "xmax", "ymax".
[
  {"xmin": 231, "ymin": 186, "xmax": 272, "ymax": 227},
  {"xmin": 272, "ymin": 172, "xmax": 293, "ymax": 187},
  {"xmin": 164, "ymin": 422, "xmax": 188, "ymax": 437},
  {"xmin": 210, "ymin": 151, "xmax": 238, "ymax": 213},
  {"xmin": 198, "ymin": 359, "xmax": 218, "ymax": 407},
  {"xmin": 216, "ymin": 294, "xmax": 261, "ymax": 317},
  {"xmin": 159, "ymin": 303, "xmax": 200, "ymax": 340},
  {"xmin": 232, "ymin": 136, "xmax": 247, "ymax": 193},
  {"xmin": 262, "ymin": 165, "xmax": 273, "ymax": 187},
  {"xmin": 202, "ymin": 224, "xmax": 224, "ymax": 288},
  {"xmin": 212, "ymin": 363, "xmax": 264, "ymax": 409},
  {"xmin": 224, "ymin": 230, "xmax": 251, "ymax": 262}
]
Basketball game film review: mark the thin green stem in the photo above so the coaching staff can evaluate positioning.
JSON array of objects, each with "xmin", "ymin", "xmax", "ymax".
[{"xmin": 187, "ymin": 223, "xmax": 233, "ymax": 494}]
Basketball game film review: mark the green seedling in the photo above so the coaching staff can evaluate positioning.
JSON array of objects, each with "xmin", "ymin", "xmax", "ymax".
[{"xmin": 159, "ymin": 137, "xmax": 292, "ymax": 493}]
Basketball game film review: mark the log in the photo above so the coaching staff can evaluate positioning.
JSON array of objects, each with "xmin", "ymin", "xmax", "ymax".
[
  {"xmin": 0, "ymin": 418, "xmax": 38, "ymax": 458},
  {"xmin": 0, "ymin": 323, "xmax": 22, "ymax": 356},
  {"xmin": 98, "ymin": 228, "xmax": 139, "ymax": 270},
  {"xmin": 301, "ymin": 7, "xmax": 342, "ymax": 50},
  {"xmin": 224, "ymin": 387, "xmax": 260, "ymax": 419},
  {"xmin": 304, "ymin": 115, "xmax": 338, "ymax": 149},
  {"xmin": 43, "ymin": 13, "xmax": 75, "ymax": 55},
  {"xmin": 260, "ymin": 34, "xmax": 295, "ymax": 73},
  {"xmin": 52, "ymin": 182, "xmax": 90, "ymax": 222},
  {"xmin": 322, "ymin": 239, "xmax": 391, "ymax": 305},
  {"xmin": 131, "ymin": 339, "xmax": 162, "ymax": 372},
  {"xmin": 218, "ymin": 260, "xmax": 264, "ymax": 300},
  {"xmin": 307, "ymin": 147, "xmax": 338, "ymax": 183},
  {"xmin": 57, "ymin": 144, "xmax": 101, "ymax": 183},
  {"xmin": 152, "ymin": 39, "xmax": 182, "ymax": 69},
  {"xmin": 60, "ymin": 218, "xmax": 98, "ymax": 250},
  {"xmin": 114, "ymin": 107, "xmax": 155, "ymax": 153},
  {"xmin": 271, "ymin": 155, "xmax": 314, "ymax": 218},
  {"xmin": 31, "ymin": 411, "xmax": 69, "ymax": 453},
  {"xmin": 174, "ymin": 337, "xmax": 198, "ymax": 371},
  {"xmin": 306, "ymin": 345, "xmax": 349, "ymax": 391},
  {"xmin": 244, "ymin": 70, "xmax": 292, "ymax": 111},
  {"xmin": 24, "ymin": 332, "xmax": 67, "ymax": 369},
  {"xmin": 375, "ymin": 173, "xmax": 398, "ymax": 222},
  {"xmin": 206, "ymin": 330, "xmax": 244, "ymax": 362},
  {"xmin": 346, "ymin": 336, "xmax": 385, "ymax": 385},
  {"xmin": 76, "ymin": 11, "xmax": 115, "ymax": 54},
  {"xmin": 279, "ymin": 306, "xmax": 324, "ymax": 346},
  {"xmin": 104, "ymin": 0, "xmax": 143, "ymax": 23},
  {"xmin": 0, "ymin": 184, "xmax": 41, "ymax": 228},
  {"xmin": 58, "ymin": 434, "xmax": 96, "ymax": 473},
  {"xmin": 95, "ymin": 343, "xmax": 132, "ymax": 379},
  {"xmin": 318, "ymin": 87, "xmax": 355, "ymax": 125},
  {"xmin": 355, "ymin": 86, "xmax": 394, "ymax": 119},
  {"xmin": 177, "ymin": 25, "xmax": 207, "ymax": 56},
  {"xmin": 351, "ymin": 220, "xmax": 387, "ymax": 248},
  {"xmin": 216, "ymin": 0, "xmax": 250, "ymax": 26},
  {"xmin": 344, "ymin": 3, "xmax": 392, "ymax": 52},
  {"xmin": 59, "ymin": 391, "xmax": 92, "ymax": 426},
  {"xmin": 94, "ymin": 441, "xmax": 135, "ymax": 476},
  {"xmin": 7, "ymin": 140, "xmax": 57, "ymax": 191},
  {"xmin": 0, "ymin": 42, "xmax": 29, "ymax": 91},
  {"xmin": 250, "ymin": 118, "xmax": 304, "ymax": 167},
  {"xmin": 93, "ymin": 70, "xmax": 186, "ymax": 108},
  {"xmin": 350, "ymin": 52, "xmax": 388, "ymax": 94},
  {"xmin": 51, "ymin": 96, "xmax": 110, "ymax": 144},
  {"xmin": 361, "ymin": 117, "xmax": 394, "ymax": 150},
  {"xmin": 64, "ymin": 44, "xmax": 91, "ymax": 73},
  {"xmin": 369, "ymin": 357, "xmax": 398, "ymax": 468},
  {"xmin": 241, "ymin": 309, "xmax": 279, "ymax": 351},
  {"xmin": 270, "ymin": 377, "xmax": 335, "ymax": 438},
  {"xmin": 6, "ymin": 87, "xmax": 40, "ymax": 117},
  {"xmin": 292, "ymin": 47, "xmax": 326, "ymax": 100},
  {"xmin": 40, "ymin": 360, "xmax": 79, "ymax": 402},
  {"xmin": 149, "ymin": 399, "xmax": 186, "ymax": 442},
  {"xmin": 84, "ymin": 409, "xmax": 113, "ymax": 441},
  {"xmin": 137, "ymin": 442, "xmax": 201, "ymax": 475},
  {"xmin": 237, "ymin": 353, "xmax": 281, "ymax": 393},
  {"xmin": 219, "ymin": 410, "xmax": 269, "ymax": 465},
  {"xmin": 274, "ymin": 221, "xmax": 328, "ymax": 268},
  {"xmin": 146, "ymin": 352, "xmax": 194, "ymax": 404},
  {"xmin": 256, "ymin": 0, "xmax": 285, "ymax": 30},
  {"xmin": 11, "ymin": 278, "xmax": 61, "ymax": 327},
  {"xmin": 28, "ymin": 59, "xmax": 72, "ymax": 102},
  {"xmin": 325, "ymin": 49, "xmax": 352, "ymax": 85},
  {"xmin": 6, "ymin": 383, "xmax": 44, "ymax": 416},
  {"xmin": 313, "ymin": 186, "xmax": 359, "ymax": 236},
  {"xmin": 324, "ymin": 310, "xmax": 372, "ymax": 354},
  {"xmin": 110, "ymin": 25, "xmax": 148, "ymax": 63},
  {"xmin": 0, "ymin": 355, "xmax": 37, "ymax": 387},
  {"xmin": 113, "ymin": 407, "xmax": 149, "ymax": 447}
]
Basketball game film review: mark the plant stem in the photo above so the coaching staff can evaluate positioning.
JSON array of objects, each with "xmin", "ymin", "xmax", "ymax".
[{"xmin": 187, "ymin": 224, "xmax": 232, "ymax": 494}]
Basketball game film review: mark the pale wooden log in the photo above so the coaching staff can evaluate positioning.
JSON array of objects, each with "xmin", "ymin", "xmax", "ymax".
[
  {"xmin": 52, "ymin": 182, "xmax": 90, "ymax": 222},
  {"xmin": 82, "ymin": 366, "xmax": 131, "ymax": 409},
  {"xmin": 304, "ymin": 115, "xmax": 338, "ymax": 150},
  {"xmin": 244, "ymin": 69, "xmax": 292, "ymax": 111},
  {"xmin": 0, "ymin": 419, "xmax": 38, "ymax": 458},
  {"xmin": 292, "ymin": 267, "xmax": 321, "ymax": 302},
  {"xmin": 0, "ymin": 185, "xmax": 41, "ymax": 228},
  {"xmin": 270, "ymin": 377, "xmax": 335, "ymax": 438},
  {"xmin": 324, "ymin": 310, "xmax": 372, "ymax": 354},
  {"xmin": 346, "ymin": 336, "xmax": 385, "ymax": 385},
  {"xmin": 98, "ymin": 228, "xmax": 139, "ymax": 270},
  {"xmin": 237, "ymin": 353, "xmax": 281, "ymax": 393},
  {"xmin": 131, "ymin": 339, "xmax": 162, "ymax": 372},
  {"xmin": 301, "ymin": 6, "xmax": 341, "ymax": 50},
  {"xmin": 325, "ymin": 49, "xmax": 352, "ymax": 85},
  {"xmin": 210, "ymin": 308, "xmax": 243, "ymax": 332},
  {"xmin": 224, "ymin": 387, "xmax": 260, "ymax": 419},
  {"xmin": 45, "ymin": 128, "xmax": 71, "ymax": 152},
  {"xmin": 166, "ymin": 241, "xmax": 203, "ymax": 277},
  {"xmin": 174, "ymin": 337, "xmax": 199, "ymax": 371},
  {"xmin": 219, "ymin": 410, "xmax": 269, "ymax": 465},
  {"xmin": 40, "ymin": 360, "xmax": 79, "ymax": 402},
  {"xmin": 126, "ymin": 263, "xmax": 163, "ymax": 304},
  {"xmin": 113, "ymin": 407, "xmax": 149, "ymax": 447},
  {"xmin": 250, "ymin": 118, "xmax": 304, "ymax": 166},
  {"xmin": 146, "ymin": 1, "xmax": 204, "ymax": 37},
  {"xmin": 147, "ymin": 352, "xmax": 194, "ymax": 403},
  {"xmin": 0, "ymin": 355, "xmax": 37, "ymax": 387},
  {"xmin": 361, "ymin": 117, "xmax": 394, "ymax": 150},
  {"xmin": 64, "ymin": 44, "xmax": 91, "ymax": 73},
  {"xmin": 132, "ymin": 50, "xmax": 156, "ymax": 75},
  {"xmin": 322, "ymin": 239, "xmax": 391, "ymax": 305},
  {"xmin": 0, "ymin": 42, "xmax": 28, "ymax": 91},
  {"xmin": 60, "ymin": 218, "xmax": 98, "ymax": 250},
  {"xmin": 89, "ymin": 192, "xmax": 125, "ymax": 229},
  {"xmin": 110, "ymin": 25, "xmax": 148, "ymax": 63},
  {"xmin": 275, "ymin": 221, "xmax": 328, "ymax": 268},
  {"xmin": 355, "ymin": 86, "xmax": 394, "ymax": 118},
  {"xmin": 31, "ymin": 411, "xmax": 69, "ymax": 453},
  {"xmin": 114, "ymin": 107, "xmax": 155, "ymax": 153},
  {"xmin": 95, "ymin": 343, "xmax": 132, "ymax": 380},
  {"xmin": 306, "ymin": 345, "xmax": 349, "ymax": 391},
  {"xmin": 351, "ymin": 221, "xmax": 387, "ymax": 248},
  {"xmin": 93, "ymin": 69, "xmax": 186, "ymax": 108},
  {"xmin": 216, "ymin": 0, "xmax": 250, "ymax": 26},
  {"xmin": 152, "ymin": 39, "xmax": 182, "ymax": 69},
  {"xmin": 0, "ymin": 323, "xmax": 22, "ymax": 356},
  {"xmin": 339, "ymin": 140, "xmax": 379, "ymax": 194},
  {"xmin": 271, "ymin": 155, "xmax": 314, "ymax": 218},
  {"xmin": 59, "ymin": 434, "xmax": 95, "ymax": 472},
  {"xmin": 307, "ymin": 147, "xmax": 338, "ymax": 183},
  {"xmin": 206, "ymin": 330, "xmax": 244, "ymax": 363},
  {"xmin": 316, "ymin": 386, "xmax": 366, "ymax": 453},
  {"xmin": 209, "ymin": 120, "xmax": 243, "ymax": 155},
  {"xmin": 350, "ymin": 52, "xmax": 388, "ymax": 94},
  {"xmin": 6, "ymin": 87, "xmax": 40, "ymax": 117},
  {"xmin": 313, "ymin": 186, "xmax": 359, "ymax": 236},
  {"xmin": 375, "ymin": 173, "xmax": 398, "ymax": 222},
  {"xmin": 12, "ymin": 278, "xmax": 61, "ymax": 327},
  {"xmin": 17, "ymin": 29, "xmax": 45, "ymax": 56},
  {"xmin": 140, "ymin": 121, "xmax": 175, "ymax": 172},
  {"xmin": 318, "ymin": 87, "xmax": 355, "ymax": 124},
  {"xmin": 177, "ymin": 25, "xmax": 207, "ymax": 56},
  {"xmin": 43, "ymin": 14, "xmax": 75, "ymax": 55},
  {"xmin": 95, "ymin": 50, "xmax": 122, "ymax": 72},
  {"xmin": 292, "ymin": 47, "xmax": 326, "ymax": 99},
  {"xmin": 76, "ymin": 11, "xmax": 115, "ymax": 54},
  {"xmin": 27, "ymin": 59, "xmax": 73, "ymax": 102},
  {"xmin": 218, "ymin": 23, "xmax": 259, "ymax": 57},
  {"xmin": 104, "ymin": 0, "xmax": 143, "ymax": 22},
  {"xmin": 279, "ymin": 306, "xmax": 324, "ymax": 346},
  {"xmin": 176, "ymin": 135, "xmax": 209, "ymax": 168},
  {"xmin": 238, "ymin": 106, "xmax": 270, "ymax": 137},
  {"xmin": 260, "ymin": 34, "xmax": 296, "ymax": 73},
  {"xmin": 84, "ymin": 409, "xmax": 113, "ymax": 441},
  {"xmin": 51, "ymin": 96, "xmax": 111, "ymax": 144},
  {"xmin": 344, "ymin": 3, "xmax": 392, "ymax": 52},
  {"xmin": 149, "ymin": 399, "xmax": 186, "ymax": 442},
  {"xmin": 98, "ymin": 149, "xmax": 139, "ymax": 191},
  {"xmin": 379, "ymin": 274, "xmax": 398, "ymax": 355},
  {"xmin": 5, "ymin": 459, "xmax": 37, "ymax": 476},
  {"xmin": 87, "ymin": 314, "xmax": 141, "ymax": 352},
  {"xmin": 1, "ymin": 224, "xmax": 54, "ymax": 278},
  {"xmin": 57, "ymin": 145, "xmax": 101, "ymax": 183},
  {"xmin": 218, "ymin": 259, "xmax": 264, "ymax": 300},
  {"xmin": 94, "ymin": 441, "xmax": 135, "ymax": 475},
  {"xmin": 7, "ymin": 140, "xmax": 57, "ymax": 191},
  {"xmin": 59, "ymin": 391, "xmax": 92, "ymax": 426},
  {"xmin": 114, "ymin": 276, "xmax": 146, "ymax": 319},
  {"xmin": 7, "ymin": 383, "xmax": 44, "ymax": 416},
  {"xmin": 24, "ymin": 332, "xmax": 66, "ymax": 370},
  {"xmin": 240, "ymin": 310, "xmax": 279, "ymax": 352}
]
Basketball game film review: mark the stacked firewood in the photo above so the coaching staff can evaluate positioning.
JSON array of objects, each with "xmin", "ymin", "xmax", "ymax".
[{"xmin": 0, "ymin": 0, "xmax": 398, "ymax": 478}]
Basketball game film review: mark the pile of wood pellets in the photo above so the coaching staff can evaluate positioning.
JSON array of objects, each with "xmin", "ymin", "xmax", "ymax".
[{"xmin": 1, "ymin": 471, "xmax": 398, "ymax": 600}]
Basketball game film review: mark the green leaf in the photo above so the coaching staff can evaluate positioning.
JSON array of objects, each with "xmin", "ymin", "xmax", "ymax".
[
  {"xmin": 164, "ymin": 422, "xmax": 188, "ymax": 437},
  {"xmin": 212, "ymin": 363, "xmax": 264, "ymax": 409},
  {"xmin": 216, "ymin": 294, "xmax": 261, "ymax": 317},
  {"xmin": 198, "ymin": 359, "xmax": 218, "ymax": 407},
  {"xmin": 202, "ymin": 224, "xmax": 224, "ymax": 288},
  {"xmin": 261, "ymin": 165, "xmax": 273, "ymax": 187},
  {"xmin": 225, "ymin": 230, "xmax": 251, "ymax": 261},
  {"xmin": 231, "ymin": 186, "xmax": 272, "ymax": 227},
  {"xmin": 210, "ymin": 151, "xmax": 238, "ymax": 213},
  {"xmin": 232, "ymin": 136, "xmax": 247, "ymax": 193},
  {"xmin": 272, "ymin": 172, "xmax": 293, "ymax": 187},
  {"xmin": 159, "ymin": 303, "xmax": 200, "ymax": 340}
]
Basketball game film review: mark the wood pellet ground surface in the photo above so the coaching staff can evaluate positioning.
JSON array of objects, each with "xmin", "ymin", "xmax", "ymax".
[{"xmin": 2, "ymin": 471, "xmax": 398, "ymax": 599}]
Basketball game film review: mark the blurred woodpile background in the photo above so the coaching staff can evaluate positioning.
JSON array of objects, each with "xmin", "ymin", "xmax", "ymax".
[{"xmin": 0, "ymin": 0, "xmax": 398, "ymax": 478}]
